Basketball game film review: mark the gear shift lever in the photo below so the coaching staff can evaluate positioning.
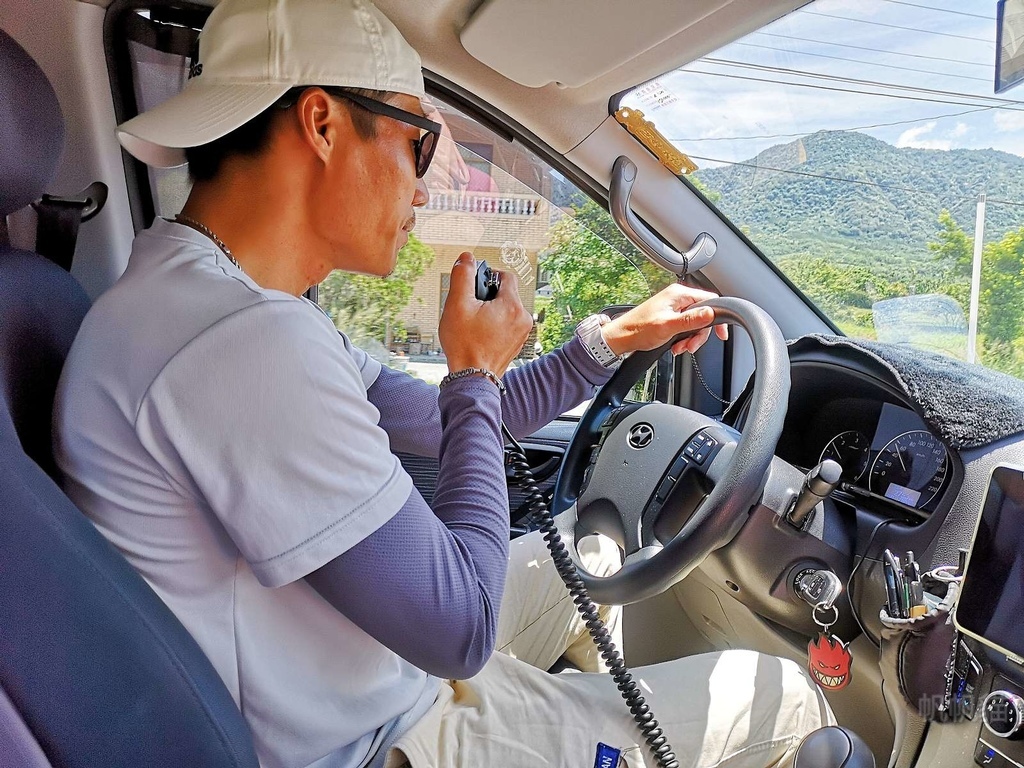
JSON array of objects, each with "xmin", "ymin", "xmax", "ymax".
[{"xmin": 793, "ymin": 726, "xmax": 875, "ymax": 768}]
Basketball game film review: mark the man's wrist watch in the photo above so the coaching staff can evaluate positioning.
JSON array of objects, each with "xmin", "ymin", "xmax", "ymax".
[{"xmin": 576, "ymin": 313, "xmax": 622, "ymax": 368}]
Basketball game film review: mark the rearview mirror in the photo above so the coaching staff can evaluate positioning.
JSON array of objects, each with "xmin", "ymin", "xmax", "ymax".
[{"xmin": 997, "ymin": 0, "xmax": 1024, "ymax": 93}]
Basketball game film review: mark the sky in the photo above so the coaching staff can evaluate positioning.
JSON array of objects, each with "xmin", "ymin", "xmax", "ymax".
[{"xmin": 620, "ymin": 0, "xmax": 1024, "ymax": 168}]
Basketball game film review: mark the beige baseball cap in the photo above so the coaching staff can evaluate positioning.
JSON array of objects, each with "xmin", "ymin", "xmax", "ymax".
[{"xmin": 117, "ymin": 0, "xmax": 425, "ymax": 168}]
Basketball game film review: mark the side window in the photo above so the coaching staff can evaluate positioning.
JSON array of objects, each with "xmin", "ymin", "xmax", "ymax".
[
  {"xmin": 112, "ymin": 14, "xmax": 664, "ymax": 402},
  {"xmin": 115, "ymin": 7, "xmax": 204, "ymax": 222},
  {"xmin": 317, "ymin": 97, "xmax": 667, "ymax": 398}
]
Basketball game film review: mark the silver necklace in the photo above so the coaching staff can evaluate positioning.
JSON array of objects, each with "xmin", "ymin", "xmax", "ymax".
[{"xmin": 174, "ymin": 214, "xmax": 242, "ymax": 272}]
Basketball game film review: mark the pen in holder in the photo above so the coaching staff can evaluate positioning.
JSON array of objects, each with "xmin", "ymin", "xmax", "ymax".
[{"xmin": 882, "ymin": 549, "xmax": 926, "ymax": 619}]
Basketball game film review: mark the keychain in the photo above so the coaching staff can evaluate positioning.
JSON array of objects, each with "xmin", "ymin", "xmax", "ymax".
[{"xmin": 808, "ymin": 602, "xmax": 854, "ymax": 691}]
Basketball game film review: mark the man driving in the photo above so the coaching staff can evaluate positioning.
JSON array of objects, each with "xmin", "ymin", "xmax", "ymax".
[{"xmin": 53, "ymin": 0, "xmax": 832, "ymax": 765}]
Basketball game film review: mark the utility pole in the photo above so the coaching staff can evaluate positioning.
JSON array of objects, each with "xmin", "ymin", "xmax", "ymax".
[{"xmin": 967, "ymin": 193, "xmax": 986, "ymax": 364}]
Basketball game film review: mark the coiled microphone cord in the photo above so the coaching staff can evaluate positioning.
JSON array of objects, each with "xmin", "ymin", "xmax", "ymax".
[{"xmin": 502, "ymin": 423, "xmax": 680, "ymax": 768}]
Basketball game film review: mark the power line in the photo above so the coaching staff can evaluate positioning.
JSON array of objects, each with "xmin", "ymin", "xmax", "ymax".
[
  {"xmin": 986, "ymin": 198, "xmax": 1024, "ymax": 209},
  {"xmin": 683, "ymin": 68, "xmax": 1024, "ymax": 112},
  {"xmin": 802, "ymin": 11, "xmax": 994, "ymax": 45},
  {"xmin": 876, "ymin": 0, "xmax": 991, "ymax": 20},
  {"xmin": 667, "ymin": 106, "xmax": 994, "ymax": 143},
  {"xmin": 702, "ymin": 58, "xmax": 1023, "ymax": 108},
  {"xmin": 734, "ymin": 42, "xmax": 989, "ymax": 83},
  {"xmin": 753, "ymin": 32, "xmax": 991, "ymax": 68}
]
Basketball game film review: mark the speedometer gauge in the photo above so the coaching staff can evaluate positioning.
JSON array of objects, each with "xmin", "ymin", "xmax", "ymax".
[
  {"xmin": 820, "ymin": 430, "xmax": 870, "ymax": 482},
  {"xmin": 869, "ymin": 430, "xmax": 948, "ymax": 508}
]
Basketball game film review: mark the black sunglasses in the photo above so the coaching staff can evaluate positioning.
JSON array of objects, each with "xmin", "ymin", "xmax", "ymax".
[{"xmin": 280, "ymin": 86, "xmax": 441, "ymax": 178}]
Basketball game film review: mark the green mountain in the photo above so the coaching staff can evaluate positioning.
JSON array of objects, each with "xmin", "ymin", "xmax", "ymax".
[{"xmin": 693, "ymin": 131, "xmax": 1024, "ymax": 274}]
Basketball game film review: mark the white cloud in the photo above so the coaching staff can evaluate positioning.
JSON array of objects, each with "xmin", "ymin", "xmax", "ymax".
[
  {"xmin": 950, "ymin": 123, "xmax": 969, "ymax": 138},
  {"xmin": 896, "ymin": 122, "xmax": 952, "ymax": 150},
  {"xmin": 994, "ymin": 111, "xmax": 1024, "ymax": 133}
]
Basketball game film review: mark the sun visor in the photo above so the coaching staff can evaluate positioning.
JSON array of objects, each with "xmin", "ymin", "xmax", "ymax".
[{"xmin": 460, "ymin": 0, "xmax": 731, "ymax": 88}]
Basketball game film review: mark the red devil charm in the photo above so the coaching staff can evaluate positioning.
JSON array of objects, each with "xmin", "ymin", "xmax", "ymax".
[{"xmin": 808, "ymin": 632, "xmax": 853, "ymax": 691}]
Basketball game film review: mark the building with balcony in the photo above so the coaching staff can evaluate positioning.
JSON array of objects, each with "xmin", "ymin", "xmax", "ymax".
[{"xmin": 393, "ymin": 109, "xmax": 556, "ymax": 358}]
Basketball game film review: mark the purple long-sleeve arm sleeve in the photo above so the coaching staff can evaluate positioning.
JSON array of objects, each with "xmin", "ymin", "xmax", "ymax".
[
  {"xmin": 305, "ymin": 336, "xmax": 616, "ymax": 678},
  {"xmin": 305, "ymin": 377, "xmax": 510, "ymax": 680},
  {"xmin": 367, "ymin": 334, "xmax": 615, "ymax": 457}
]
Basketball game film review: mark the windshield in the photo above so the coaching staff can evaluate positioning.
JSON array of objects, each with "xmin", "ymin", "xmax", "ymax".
[{"xmin": 622, "ymin": 0, "xmax": 1024, "ymax": 378}]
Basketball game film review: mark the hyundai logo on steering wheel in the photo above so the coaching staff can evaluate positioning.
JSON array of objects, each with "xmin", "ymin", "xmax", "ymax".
[{"xmin": 627, "ymin": 423, "xmax": 655, "ymax": 450}]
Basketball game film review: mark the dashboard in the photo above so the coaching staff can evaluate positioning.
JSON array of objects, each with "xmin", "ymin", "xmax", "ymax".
[
  {"xmin": 773, "ymin": 362, "xmax": 956, "ymax": 521},
  {"xmin": 709, "ymin": 352, "xmax": 966, "ymax": 647},
  {"xmin": 715, "ymin": 340, "xmax": 1024, "ymax": 768}
]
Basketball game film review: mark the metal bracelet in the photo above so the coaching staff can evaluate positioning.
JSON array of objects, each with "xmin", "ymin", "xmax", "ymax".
[{"xmin": 439, "ymin": 367, "xmax": 506, "ymax": 395}]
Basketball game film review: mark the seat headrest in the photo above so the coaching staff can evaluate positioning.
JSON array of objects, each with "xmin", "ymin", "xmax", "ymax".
[{"xmin": 0, "ymin": 28, "xmax": 64, "ymax": 218}]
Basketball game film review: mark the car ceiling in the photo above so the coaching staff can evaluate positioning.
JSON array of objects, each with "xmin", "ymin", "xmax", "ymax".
[
  {"xmin": 381, "ymin": 0, "xmax": 808, "ymax": 153},
  {"xmin": 85, "ymin": 0, "xmax": 807, "ymax": 154}
]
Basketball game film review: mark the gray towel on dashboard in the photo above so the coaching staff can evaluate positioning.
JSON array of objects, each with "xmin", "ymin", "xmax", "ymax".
[{"xmin": 789, "ymin": 334, "xmax": 1024, "ymax": 450}]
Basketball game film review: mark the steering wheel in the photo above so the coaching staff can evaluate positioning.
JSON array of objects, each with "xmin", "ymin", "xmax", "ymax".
[{"xmin": 550, "ymin": 297, "xmax": 790, "ymax": 605}]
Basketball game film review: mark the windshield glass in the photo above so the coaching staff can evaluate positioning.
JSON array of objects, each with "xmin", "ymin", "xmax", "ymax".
[{"xmin": 622, "ymin": 0, "xmax": 1024, "ymax": 377}]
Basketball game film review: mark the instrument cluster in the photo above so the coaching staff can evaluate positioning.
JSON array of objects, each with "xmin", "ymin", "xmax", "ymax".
[
  {"xmin": 820, "ymin": 424, "xmax": 949, "ymax": 510},
  {"xmin": 775, "ymin": 390, "xmax": 953, "ymax": 517}
]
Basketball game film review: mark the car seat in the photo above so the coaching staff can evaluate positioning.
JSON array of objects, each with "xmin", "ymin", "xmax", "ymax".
[{"xmin": 0, "ymin": 26, "xmax": 258, "ymax": 768}]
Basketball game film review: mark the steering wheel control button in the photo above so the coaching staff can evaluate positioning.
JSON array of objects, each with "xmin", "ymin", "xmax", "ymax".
[
  {"xmin": 600, "ymin": 407, "xmax": 623, "ymax": 431},
  {"xmin": 983, "ymin": 691, "xmax": 1024, "ymax": 739},
  {"xmin": 668, "ymin": 455, "xmax": 688, "ymax": 479},
  {"xmin": 683, "ymin": 431, "xmax": 718, "ymax": 464},
  {"xmin": 656, "ymin": 477, "xmax": 675, "ymax": 502},
  {"xmin": 683, "ymin": 433, "xmax": 706, "ymax": 457},
  {"xmin": 693, "ymin": 441, "xmax": 715, "ymax": 464},
  {"xmin": 627, "ymin": 423, "xmax": 655, "ymax": 450}
]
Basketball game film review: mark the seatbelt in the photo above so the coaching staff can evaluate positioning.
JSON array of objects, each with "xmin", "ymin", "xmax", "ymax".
[{"xmin": 31, "ymin": 181, "xmax": 107, "ymax": 271}]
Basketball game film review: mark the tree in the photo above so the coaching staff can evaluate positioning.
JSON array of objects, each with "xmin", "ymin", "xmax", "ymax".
[
  {"xmin": 776, "ymin": 256, "xmax": 903, "ymax": 336},
  {"xmin": 928, "ymin": 209, "xmax": 972, "ymax": 312},
  {"xmin": 537, "ymin": 208, "xmax": 650, "ymax": 351},
  {"xmin": 925, "ymin": 214, "xmax": 1024, "ymax": 378},
  {"xmin": 979, "ymin": 227, "xmax": 1024, "ymax": 345},
  {"xmin": 927, "ymin": 211, "xmax": 1024, "ymax": 352},
  {"xmin": 687, "ymin": 174, "xmax": 722, "ymax": 206},
  {"xmin": 928, "ymin": 209, "xmax": 972, "ymax": 276},
  {"xmin": 319, "ymin": 233, "xmax": 434, "ymax": 350}
]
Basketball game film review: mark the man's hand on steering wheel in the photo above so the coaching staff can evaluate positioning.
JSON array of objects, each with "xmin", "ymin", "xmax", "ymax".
[
  {"xmin": 601, "ymin": 283, "xmax": 731, "ymax": 358},
  {"xmin": 552, "ymin": 297, "xmax": 789, "ymax": 606}
]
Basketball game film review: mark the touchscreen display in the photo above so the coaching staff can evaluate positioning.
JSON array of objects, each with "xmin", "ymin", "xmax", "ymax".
[{"xmin": 955, "ymin": 466, "xmax": 1024, "ymax": 660}]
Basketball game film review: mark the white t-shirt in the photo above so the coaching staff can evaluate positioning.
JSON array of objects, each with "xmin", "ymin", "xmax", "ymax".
[{"xmin": 53, "ymin": 218, "xmax": 439, "ymax": 768}]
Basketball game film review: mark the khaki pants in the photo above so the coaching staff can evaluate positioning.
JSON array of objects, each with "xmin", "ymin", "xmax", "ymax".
[
  {"xmin": 387, "ymin": 530, "xmax": 834, "ymax": 768},
  {"xmin": 495, "ymin": 532, "xmax": 624, "ymax": 673}
]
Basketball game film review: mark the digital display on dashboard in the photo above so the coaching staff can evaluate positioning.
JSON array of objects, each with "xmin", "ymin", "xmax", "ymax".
[
  {"xmin": 883, "ymin": 483, "xmax": 921, "ymax": 506},
  {"xmin": 955, "ymin": 466, "xmax": 1024, "ymax": 661}
]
